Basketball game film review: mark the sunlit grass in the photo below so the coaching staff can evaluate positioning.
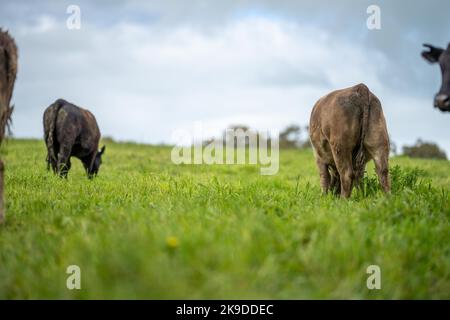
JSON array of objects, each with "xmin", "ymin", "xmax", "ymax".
[{"xmin": 0, "ymin": 139, "xmax": 449, "ymax": 299}]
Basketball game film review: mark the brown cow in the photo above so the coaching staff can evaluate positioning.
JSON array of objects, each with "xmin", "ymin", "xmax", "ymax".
[
  {"xmin": 309, "ymin": 83, "xmax": 390, "ymax": 198},
  {"xmin": 0, "ymin": 29, "xmax": 18, "ymax": 223}
]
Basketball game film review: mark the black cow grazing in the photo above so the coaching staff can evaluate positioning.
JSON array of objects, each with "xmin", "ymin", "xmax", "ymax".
[
  {"xmin": 422, "ymin": 43, "xmax": 450, "ymax": 112},
  {"xmin": 43, "ymin": 99, "xmax": 105, "ymax": 178},
  {"xmin": 0, "ymin": 29, "xmax": 18, "ymax": 223}
]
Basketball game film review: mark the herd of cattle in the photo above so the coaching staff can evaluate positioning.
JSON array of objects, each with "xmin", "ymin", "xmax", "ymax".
[{"xmin": 0, "ymin": 28, "xmax": 449, "ymax": 221}]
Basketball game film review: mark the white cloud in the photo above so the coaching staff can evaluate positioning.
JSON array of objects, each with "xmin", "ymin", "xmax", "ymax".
[
  {"xmin": 18, "ymin": 14, "xmax": 57, "ymax": 35},
  {"xmin": 7, "ymin": 7, "xmax": 450, "ymax": 156}
]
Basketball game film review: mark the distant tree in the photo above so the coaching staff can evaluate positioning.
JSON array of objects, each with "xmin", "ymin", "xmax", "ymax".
[
  {"xmin": 204, "ymin": 124, "xmax": 314, "ymax": 150},
  {"xmin": 301, "ymin": 125, "xmax": 312, "ymax": 149},
  {"xmin": 402, "ymin": 139, "xmax": 447, "ymax": 160},
  {"xmin": 299, "ymin": 139, "xmax": 312, "ymax": 149},
  {"xmin": 278, "ymin": 124, "xmax": 312, "ymax": 149},
  {"xmin": 201, "ymin": 137, "xmax": 215, "ymax": 147},
  {"xmin": 227, "ymin": 124, "xmax": 250, "ymax": 132},
  {"xmin": 279, "ymin": 124, "xmax": 301, "ymax": 149},
  {"xmin": 390, "ymin": 140, "xmax": 397, "ymax": 156},
  {"xmin": 101, "ymin": 136, "xmax": 115, "ymax": 144},
  {"xmin": 224, "ymin": 124, "xmax": 255, "ymax": 148}
]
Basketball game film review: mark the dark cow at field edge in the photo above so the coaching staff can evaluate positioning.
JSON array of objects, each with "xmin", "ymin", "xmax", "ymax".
[
  {"xmin": 422, "ymin": 43, "xmax": 450, "ymax": 112},
  {"xmin": 309, "ymin": 84, "xmax": 390, "ymax": 198},
  {"xmin": 0, "ymin": 29, "xmax": 18, "ymax": 223},
  {"xmin": 43, "ymin": 99, "xmax": 105, "ymax": 178}
]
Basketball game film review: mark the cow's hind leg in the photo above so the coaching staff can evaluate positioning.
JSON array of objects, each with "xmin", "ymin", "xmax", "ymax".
[
  {"xmin": 316, "ymin": 159, "xmax": 331, "ymax": 194},
  {"xmin": 328, "ymin": 165, "xmax": 340, "ymax": 195},
  {"xmin": 57, "ymin": 144, "xmax": 72, "ymax": 178},
  {"xmin": 51, "ymin": 159, "xmax": 57, "ymax": 173},
  {"xmin": 372, "ymin": 150, "xmax": 390, "ymax": 193},
  {"xmin": 46, "ymin": 155, "xmax": 57, "ymax": 173},
  {"xmin": 332, "ymin": 147, "xmax": 355, "ymax": 198}
]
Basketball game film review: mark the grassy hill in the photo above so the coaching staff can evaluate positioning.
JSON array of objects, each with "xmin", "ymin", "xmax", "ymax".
[{"xmin": 0, "ymin": 139, "xmax": 449, "ymax": 299}]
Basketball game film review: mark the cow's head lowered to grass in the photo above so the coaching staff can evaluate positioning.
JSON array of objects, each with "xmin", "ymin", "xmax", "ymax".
[
  {"xmin": 89, "ymin": 145, "xmax": 105, "ymax": 178},
  {"xmin": 422, "ymin": 43, "xmax": 450, "ymax": 112}
]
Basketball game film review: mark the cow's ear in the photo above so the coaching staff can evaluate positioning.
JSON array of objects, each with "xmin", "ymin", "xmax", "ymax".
[
  {"xmin": 422, "ymin": 44, "xmax": 444, "ymax": 63},
  {"xmin": 100, "ymin": 145, "xmax": 106, "ymax": 155}
]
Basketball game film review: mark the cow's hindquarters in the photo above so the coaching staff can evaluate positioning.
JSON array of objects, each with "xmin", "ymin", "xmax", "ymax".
[{"xmin": 310, "ymin": 84, "xmax": 390, "ymax": 198}]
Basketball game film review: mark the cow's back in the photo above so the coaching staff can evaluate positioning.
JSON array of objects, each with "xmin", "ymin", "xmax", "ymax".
[{"xmin": 45, "ymin": 100, "xmax": 100, "ymax": 157}]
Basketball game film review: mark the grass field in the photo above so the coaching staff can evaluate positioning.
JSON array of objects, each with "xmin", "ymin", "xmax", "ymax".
[{"xmin": 0, "ymin": 139, "xmax": 449, "ymax": 299}]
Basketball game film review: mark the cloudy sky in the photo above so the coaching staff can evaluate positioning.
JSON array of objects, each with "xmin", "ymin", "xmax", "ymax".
[{"xmin": 1, "ymin": 0, "xmax": 450, "ymax": 153}]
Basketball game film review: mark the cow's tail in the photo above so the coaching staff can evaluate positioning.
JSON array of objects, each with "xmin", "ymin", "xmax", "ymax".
[
  {"xmin": 0, "ymin": 29, "xmax": 18, "ymax": 141},
  {"xmin": 354, "ymin": 84, "xmax": 371, "ymax": 185},
  {"xmin": 45, "ymin": 99, "xmax": 65, "ymax": 166}
]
